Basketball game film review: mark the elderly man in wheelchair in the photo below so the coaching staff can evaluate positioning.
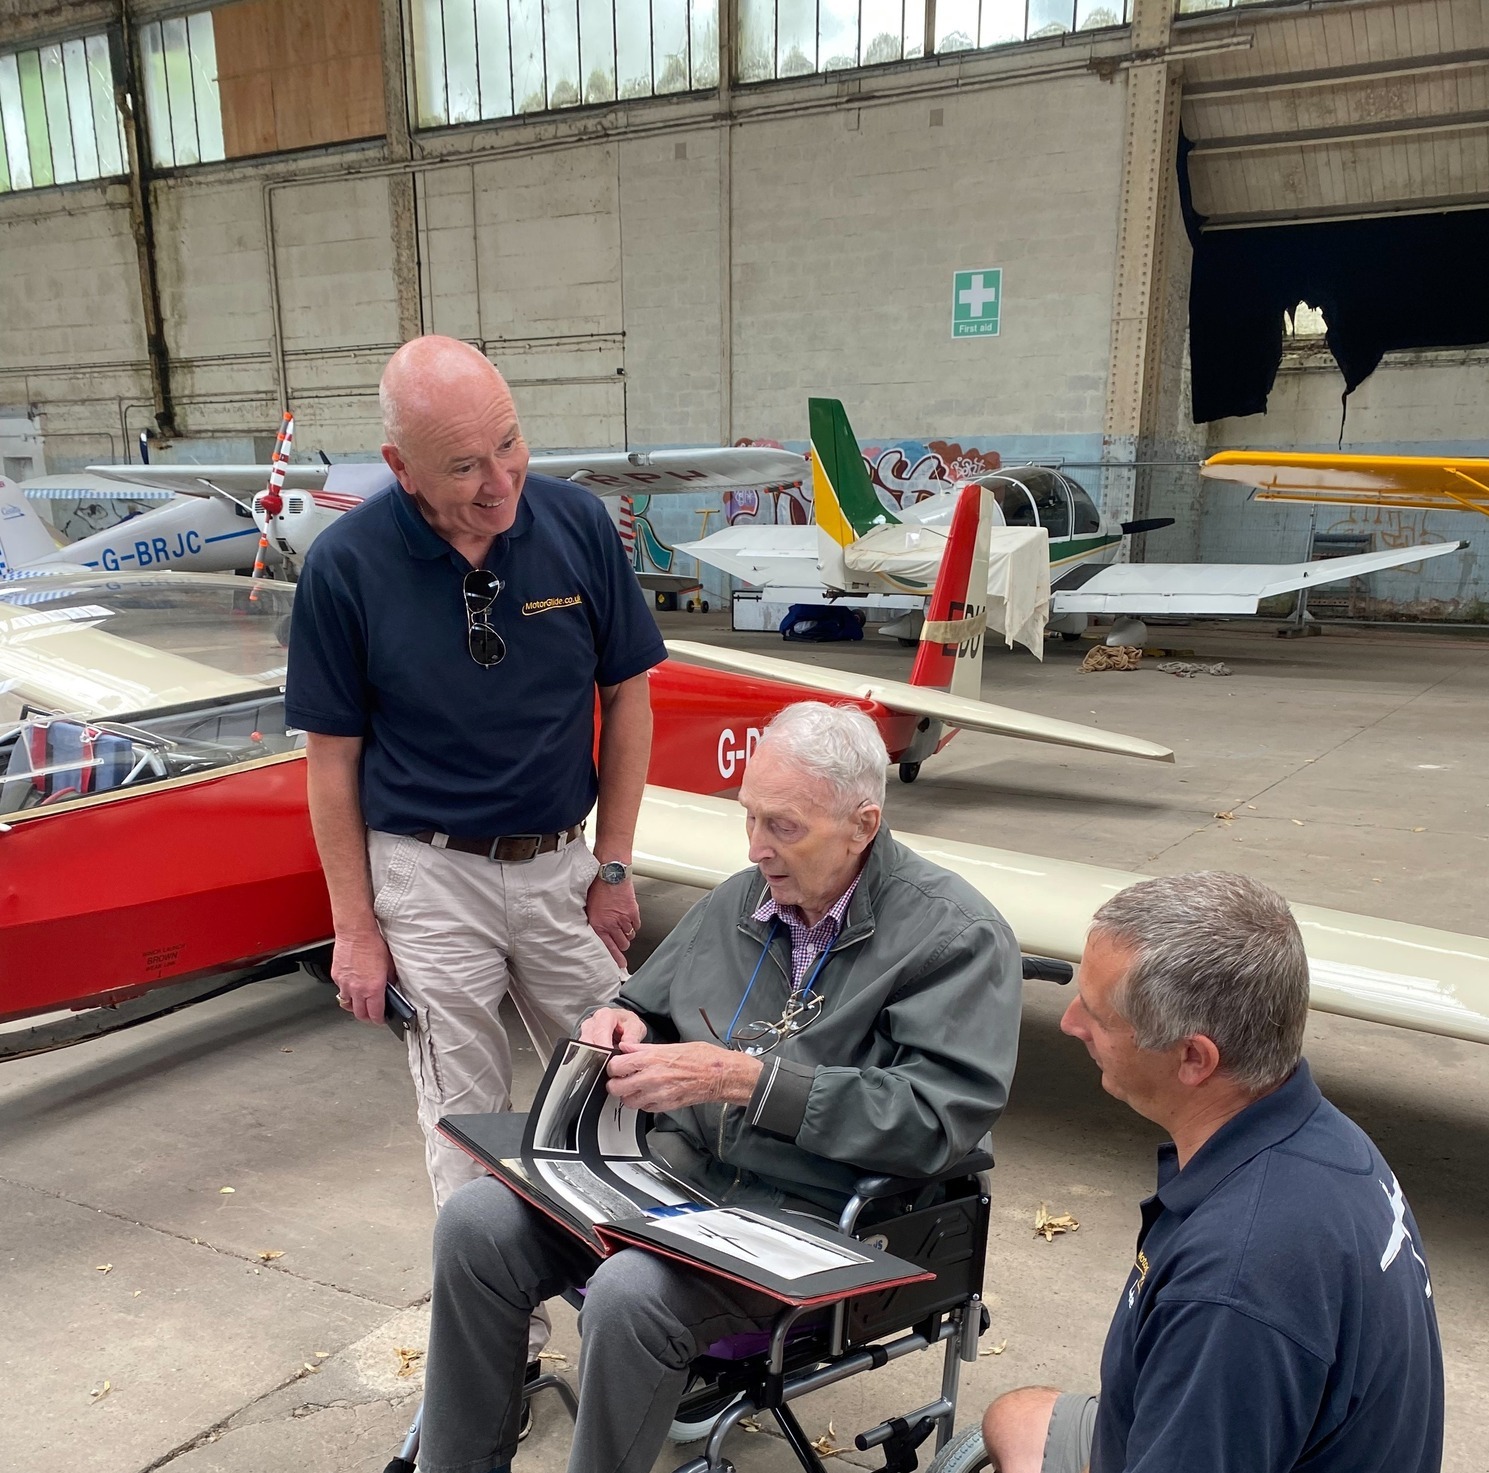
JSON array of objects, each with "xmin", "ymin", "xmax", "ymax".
[{"xmin": 405, "ymin": 701, "xmax": 1023, "ymax": 1473}]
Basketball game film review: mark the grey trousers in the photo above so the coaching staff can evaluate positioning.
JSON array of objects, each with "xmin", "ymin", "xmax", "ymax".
[{"xmin": 421, "ymin": 1174, "xmax": 781, "ymax": 1473}]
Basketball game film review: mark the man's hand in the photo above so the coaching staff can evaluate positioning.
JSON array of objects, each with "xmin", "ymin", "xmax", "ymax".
[
  {"xmin": 331, "ymin": 927, "xmax": 394, "ymax": 1025},
  {"xmin": 606, "ymin": 1041, "xmax": 764, "ymax": 1113},
  {"xmin": 578, "ymin": 1007, "xmax": 648, "ymax": 1049},
  {"xmin": 587, "ymin": 874, "xmax": 641, "ymax": 967}
]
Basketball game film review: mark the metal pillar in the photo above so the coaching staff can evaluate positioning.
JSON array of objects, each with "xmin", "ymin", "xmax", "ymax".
[
  {"xmin": 1101, "ymin": 0, "xmax": 1182, "ymax": 537},
  {"xmin": 381, "ymin": 0, "xmax": 424, "ymax": 345}
]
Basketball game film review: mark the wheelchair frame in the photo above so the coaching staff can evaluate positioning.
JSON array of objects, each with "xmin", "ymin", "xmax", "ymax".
[{"xmin": 385, "ymin": 1153, "xmax": 994, "ymax": 1473}]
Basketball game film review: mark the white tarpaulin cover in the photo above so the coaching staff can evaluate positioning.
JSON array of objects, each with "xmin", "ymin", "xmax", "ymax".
[{"xmin": 846, "ymin": 524, "xmax": 1050, "ymax": 658}]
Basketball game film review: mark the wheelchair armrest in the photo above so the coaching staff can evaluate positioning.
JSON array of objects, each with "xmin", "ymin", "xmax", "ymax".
[{"xmin": 839, "ymin": 1136, "xmax": 994, "ymax": 1233}]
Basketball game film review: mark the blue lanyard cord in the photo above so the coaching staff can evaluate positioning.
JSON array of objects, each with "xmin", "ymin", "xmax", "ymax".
[{"xmin": 724, "ymin": 920, "xmax": 835, "ymax": 1046}]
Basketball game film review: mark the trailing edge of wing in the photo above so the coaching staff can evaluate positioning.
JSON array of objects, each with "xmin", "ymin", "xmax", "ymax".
[
  {"xmin": 663, "ymin": 639, "xmax": 1174, "ymax": 762},
  {"xmin": 632, "ymin": 786, "xmax": 1489, "ymax": 1046},
  {"xmin": 1053, "ymin": 540, "xmax": 1469, "ymax": 616}
]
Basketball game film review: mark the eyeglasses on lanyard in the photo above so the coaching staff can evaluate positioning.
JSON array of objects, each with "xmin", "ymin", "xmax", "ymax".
[{"xmin": 700, "ymin": 921, "xmax": 834, "ymax": 1057}]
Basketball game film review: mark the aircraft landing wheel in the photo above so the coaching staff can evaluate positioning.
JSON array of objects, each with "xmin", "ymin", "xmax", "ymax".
[
  {"xmin": 898, "ymin": 761, "xmax": 922, "ymax": 784},
  {"xmin": 1061, "ymin": 630, "xmax": 1083, "ymax": 643},
  {"xmin": 275, "ymin": 614, "xmax": 293, "ymax": 648},
  {"xmin": 700, "ymin": 599, "xmax": 710, "ymax": 613},
  {"xmin": 897, "ymin": 637, "xmax": 916, "ymax": 648}
]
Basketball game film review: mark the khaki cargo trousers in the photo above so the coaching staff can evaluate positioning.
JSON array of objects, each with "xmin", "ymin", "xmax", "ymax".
[{"xmin": 367, "ymin": 829, "xmax": 622, "ymax": 1353}]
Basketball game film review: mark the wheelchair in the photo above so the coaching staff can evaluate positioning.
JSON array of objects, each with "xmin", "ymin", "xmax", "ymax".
[{"xmin": 385, "ymin": 1145, "xmax": 994, "ymax": 1473}]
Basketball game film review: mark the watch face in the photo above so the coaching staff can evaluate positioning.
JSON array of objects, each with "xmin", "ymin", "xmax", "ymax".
[{"xmin": 598, "ymin": 861, "xmax": 629, "ymax": 884}]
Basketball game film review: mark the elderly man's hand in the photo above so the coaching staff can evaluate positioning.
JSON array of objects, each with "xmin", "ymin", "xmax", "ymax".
[
  {"xmin": 606, "ymin": 1041, "xmax": 764, "ymax": 1113},
  {"xmin": 587, "ymin": 874, "xmax": 641, "ymax": 967},
  {"xmin": 578, "ymin": 1007, "xmax": 648, "ymax": 1049}
]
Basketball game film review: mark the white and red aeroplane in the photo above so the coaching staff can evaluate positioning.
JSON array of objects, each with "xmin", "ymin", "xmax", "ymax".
[{"xmin": 0, "ymin": 433, "xmax": 806, "ymax": 589}]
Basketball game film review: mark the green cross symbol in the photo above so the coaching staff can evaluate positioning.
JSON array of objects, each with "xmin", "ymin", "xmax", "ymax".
[{"xmin": 952, "ymin": 269, "xmax": 1001, "ymax": 338}]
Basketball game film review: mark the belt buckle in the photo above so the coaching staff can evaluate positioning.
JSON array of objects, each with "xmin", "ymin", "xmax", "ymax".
[{"xmin": 493, "ymin": 833, "xmax": 544, "ymax": 863}]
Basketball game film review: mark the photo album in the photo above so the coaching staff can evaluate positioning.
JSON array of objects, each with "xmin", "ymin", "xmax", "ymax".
[{"xmin": 437, "ymin": 1038, "xmax": 934, "ymax": 1306}]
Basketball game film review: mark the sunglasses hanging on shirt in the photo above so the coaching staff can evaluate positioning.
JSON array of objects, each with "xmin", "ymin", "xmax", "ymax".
[{"xmin": 463, "ymin": 568, "xmax": 507, "ymax": 668}]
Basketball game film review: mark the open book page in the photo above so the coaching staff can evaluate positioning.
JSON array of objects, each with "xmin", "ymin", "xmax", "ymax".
[
  {"xmin": 641, "ymin": 1208, "xmax": 870, "ymax": 1280},
  {"xmin": 525, "ymin": 1039, "xmax": 613, "ymax": 1156}
]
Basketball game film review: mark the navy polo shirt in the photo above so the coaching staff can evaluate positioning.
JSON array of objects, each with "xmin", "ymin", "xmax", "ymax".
[
  {"xmin": 284, "ymin": 473, "xmax": 666, "ymax": 837},
  {"xmin": 1094, "ymin": 1060, "xmax": 1442, "ymax": 1473}
]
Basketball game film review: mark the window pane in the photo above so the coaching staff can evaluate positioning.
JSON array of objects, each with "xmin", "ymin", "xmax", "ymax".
[
  {"xmin": 979, "ymin": 0, "xmax": 1023, "ymax": 44},
  {"xmin": 474, "ymin": 0, "xmax": 515, "ymax": 117},
  {"xmin": 39, "ymin": 44, "xmax": 77, "ymax": 184},
  {"xmin": 17, "ymin": 50, "xmax": 55, "ymax": 187},
  {"xmin": 509, "ymin": 0, "xmax": 547, "ymax": 111},
  {"xmin": 411, "ymin": 0, "xmax": 449, "ymax": 126},
  {"xmin": 1075, "ymin": 0, "xmax": 1121, "ymax": 26},
  {"xmin": 1027, "ymin": 0, "xmax": 1073, "ymax": 37},
  {"xmin": 934, "ymin": 0, "xmax": 979, "ymax": 52},
  {"xmin": 1, "ymin": 55, "xmax": 33, "ymax": 189},
  {"xmin": 86, "ymin": 34, "xmax": 124, "ymax": 174},
  {"xmin": 903, "ymin": 0, "xmax": 924, "ymax": 58},
  {"xmin": 861, "ymin": 0, "xmax": 902, "ymax": 65},
  {"xmin": 61, "ymin": 39, "xmax": 98, "ymax": 180},
  {"xmin": 1177, "ymin": 0, "xmax": 1231, "ymax": 11},
  {"xmin": 778, "ymin": 0, "xmax": 816, "ymax": 76},
  {"xmin": 187, "ymin": 13, "xmax": 224, "ymax": 162},
  {"xmin": 159, "ymin": 16, "xmax": 199, "ymax": 165},
  {"xmin": 442, "ymin": 0, "xmax": 481, "ymax": 120},
  {"xmin": 615, "ymin": 0, "xmax": 651, "ymax": 97},
  {"xmin": 820, "ymin": 0, "xmax": 858, "ymax": 70},
  {"xmin": 689, "ymin": 0, "xmax": 719, "ymax": 87},
  {"xmin": 736, "ymin": 0, "xmax": 775, "ymax": 81},
  {"xmin": 654, "ymin": 0, "xmax": 690, "ymax": 92},
  {"xmin": 545, "ymin": 0, "xmax": 581, "ymax": 105},
  {"xmin": 577, "ymin": 0, "xmax": 616, "ymax": 102}
]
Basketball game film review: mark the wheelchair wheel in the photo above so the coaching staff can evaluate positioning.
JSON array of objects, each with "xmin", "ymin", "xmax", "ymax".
[{"xmin": 922, "ymin": 1425, "xmax": 993, "ymax": 1472}]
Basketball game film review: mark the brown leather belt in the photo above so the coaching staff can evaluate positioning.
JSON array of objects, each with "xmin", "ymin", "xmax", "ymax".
[{"xmin": 411, "ymin": 823, "xmax": 583, "ymax": 863}]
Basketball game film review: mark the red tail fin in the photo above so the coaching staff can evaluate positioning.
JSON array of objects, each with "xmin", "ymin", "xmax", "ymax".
[{"xmin": 909, "ymin": 483, "xmax": 988, "ymax": 697}]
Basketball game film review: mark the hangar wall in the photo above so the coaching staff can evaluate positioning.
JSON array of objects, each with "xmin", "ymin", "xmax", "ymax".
[
  {"xmin": 2, "ymin": 0, "xmax": 1486, "ymax": 616},
  {"xmin": 0, "ymin": 32, "xmax": 1128, "ymax": 473}
]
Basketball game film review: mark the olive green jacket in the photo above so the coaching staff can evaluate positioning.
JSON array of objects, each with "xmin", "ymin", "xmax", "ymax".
[{"xmin": 607, "ymin": 829, "xmax": 1022, "ymax": 1214}]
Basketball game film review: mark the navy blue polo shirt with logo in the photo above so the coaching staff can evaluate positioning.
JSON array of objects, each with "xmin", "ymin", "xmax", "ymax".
[
  {"xmin": 1094, "ymin": 1060, "xmax": 1442, "ymax": 1473},
  {"xmin": 284, "ymin": 472, "xmax": 666, "ymax": 837}
]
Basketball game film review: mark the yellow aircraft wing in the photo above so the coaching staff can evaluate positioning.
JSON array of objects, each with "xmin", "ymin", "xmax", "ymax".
[
  {"xmin": 1202, "ymin": 451, "xmax": 1489, "ymax": 518},
  {"xmin": 632, "ymin": 787, "xmax": 1489, "ymax": 1046}
]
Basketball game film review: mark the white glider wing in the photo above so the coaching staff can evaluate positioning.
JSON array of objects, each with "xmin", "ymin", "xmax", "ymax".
[
  {"xmin": 537, "ymin": 446, "xmax": 806, "ymax": 494},
  {"xmin": 632, "ymin": 787, "xmax": 1489, "ymax": 1045},
  {"xmin": 88, "ymin": 447, "xmax": 806, "ymax": 503},
  {"xmin": 88, "ymin": 465, "xmax": 332, "ymax": 497},
  {"xmin": 663, "ymin": 639, "xmax": 1174, "ymax": 762},
  {"xmin": 1052, "ymin": 542, "xmax": 1469, "ymax": 616}
]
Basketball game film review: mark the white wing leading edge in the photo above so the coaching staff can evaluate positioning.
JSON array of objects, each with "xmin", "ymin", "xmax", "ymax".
[{"xmin": 632, "ymin": 786, "xmax": 1489, "ymax": 1046}]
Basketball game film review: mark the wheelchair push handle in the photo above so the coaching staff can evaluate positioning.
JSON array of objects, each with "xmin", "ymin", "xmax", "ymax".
[{"xmin": 1022, "ymin": 954, "xmax": 1074, "ymax": 984}]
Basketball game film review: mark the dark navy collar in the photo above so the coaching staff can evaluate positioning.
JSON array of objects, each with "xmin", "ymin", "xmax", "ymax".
[
  {"xmin": 389, "ymin": 479, "xmax": 535, "ymax": 564},
  {"xmin": 1155, "ymin": 1059, "xmax": 1323, "ymax": 1216}
]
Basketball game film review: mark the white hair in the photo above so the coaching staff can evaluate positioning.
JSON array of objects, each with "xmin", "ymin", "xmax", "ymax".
[
  {"xmin": 1089, "ymin": 871, "xmax": 1310, "ymax": 1093},
  {"xmin": 758, "ymin": 702, "xmax": 888, "ymax": 814}
]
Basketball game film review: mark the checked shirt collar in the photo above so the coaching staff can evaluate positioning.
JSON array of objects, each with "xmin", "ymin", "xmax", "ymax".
[{"xmin": 752, "ymin": 876, "xmax": 861, "ymax": 990}]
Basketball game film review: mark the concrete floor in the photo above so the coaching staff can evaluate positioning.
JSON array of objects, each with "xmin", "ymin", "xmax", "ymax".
[{"xmin": 4, "ymin": 618, "xmax": 1486, "ymax": 1473}]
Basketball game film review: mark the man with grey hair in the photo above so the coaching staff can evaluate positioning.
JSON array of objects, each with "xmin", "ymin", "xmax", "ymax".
[
  {"xmin": 979, "ymin": 871, "xmax": 1443, "ymax": 1473},
  {"xmin": 417, "ymin": 700, "xmax": 1023, "ymax": 1473}
]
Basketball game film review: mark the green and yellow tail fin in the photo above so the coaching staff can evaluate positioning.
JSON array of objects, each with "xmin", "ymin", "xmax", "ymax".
[{"xmin": 810, "ymin": 399, "xmax": 898, "ymax": 587}]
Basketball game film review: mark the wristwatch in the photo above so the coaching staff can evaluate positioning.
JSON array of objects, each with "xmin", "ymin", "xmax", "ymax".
[{"xmin": 597, "ymin": 861, "xmax": 630, "ymax": 885}]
